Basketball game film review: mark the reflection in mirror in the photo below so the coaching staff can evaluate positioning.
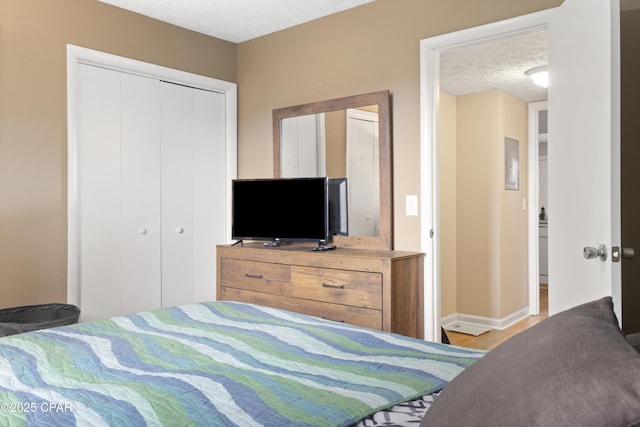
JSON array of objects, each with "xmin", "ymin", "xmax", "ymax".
[
  {"xmin": 280, "ymin": 106, "xmax": 380, "ymax": 237},
  {"xmin": 274, "ymin": 91, "xmax": 392, "ymax": 250},
  {"xmin": 280, "ymin": 112, "xmax": 327, "ymax": 177}
]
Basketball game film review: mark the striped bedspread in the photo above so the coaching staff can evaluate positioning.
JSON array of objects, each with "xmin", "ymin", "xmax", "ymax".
[{"xmin": 0, "ymin": 301, "xmax": 484, "ymax": 426}]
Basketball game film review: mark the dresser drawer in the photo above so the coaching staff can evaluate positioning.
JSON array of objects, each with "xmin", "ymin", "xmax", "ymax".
[
  {"xmin": 219, "ymin": 288, "xmax": 382, "ymax": 330},
  {"xmin": 290, "ymin": 266, "xmax": 382, "ymax": 309},
  {"xmin": 299, "ymin": 299, "xmax": 382, "ymax": 330},
  {"xmin": 219, "ymin": 258, "xmax": 291, "ymax": 296}
]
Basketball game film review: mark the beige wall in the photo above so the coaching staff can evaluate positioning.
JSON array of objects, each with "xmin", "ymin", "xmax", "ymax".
[
  {"xmin": 440, "ymin": 90, "xmax": 528, "ymax": 320},
  {"xmin": 456, "ymin": 92, "xmax": 501, "ymax": 317},
  {"xmin": 497, "ymin": 91, "xmax": 529, "ymax": 317},
  {"xmin": 325, "ymin": 111, "xmax": 347, "ymax": 178},
  {"xmin": 439, "ymin": 92, "xmax": 458, "ymax": 317},
  {"xmin": 237, "ymin": 0, "xmax": 562, "ymax": 251},
  {"xmin": 0, "ymin": 0, "xmax": 562, "ymax": 310},
  {"xmin": 0, "ymin": 0, "xmax": 236, "ymax": 309}
]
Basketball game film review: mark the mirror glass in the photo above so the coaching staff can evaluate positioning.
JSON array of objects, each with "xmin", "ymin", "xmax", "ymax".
[
  {"xmin": 280, "ymin": 106, "xmax": 379, "ymax": 237},
  {"xmin": 273, "ymin": 91, "xmax": 392, "ymax": 250}
]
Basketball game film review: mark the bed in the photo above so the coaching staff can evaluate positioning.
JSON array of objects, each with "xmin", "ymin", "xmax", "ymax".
[{"xmin": 0, "ymin": 301, "xmax": 483, "ymax": 426}]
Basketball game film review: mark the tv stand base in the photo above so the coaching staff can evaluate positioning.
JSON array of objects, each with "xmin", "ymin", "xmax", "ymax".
[{"xmin": 313, "ymin": 243, "xmax": 336, "ymax": 251}]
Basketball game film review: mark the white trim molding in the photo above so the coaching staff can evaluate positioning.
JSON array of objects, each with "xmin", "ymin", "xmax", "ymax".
[{"xmin": 442, "ymin": 306, "xmax": 531, "ymax": 332}]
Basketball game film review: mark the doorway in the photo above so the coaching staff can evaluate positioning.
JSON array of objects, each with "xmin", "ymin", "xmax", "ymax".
[
  {"xmin": 422, "ymin": 0, "xmax": 623, "ymax": 342},
  {"xmin": 419, "ymin": 9, "xmax": 554, "ymax": 341},
  {"xmin": 529, "ymin": 101, "xmax": 548, "ymax": 316}
]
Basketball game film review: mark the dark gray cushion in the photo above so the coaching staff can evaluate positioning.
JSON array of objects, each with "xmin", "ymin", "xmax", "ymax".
[
  {"xmin": 627, "ymin": 332, "xmax": 640, "ymax": 353},
  {"xmin": 421, "ymin": 297, "xmax": 640, "ymax": 427}
]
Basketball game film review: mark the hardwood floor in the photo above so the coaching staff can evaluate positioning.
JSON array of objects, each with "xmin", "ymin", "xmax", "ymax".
[{"xmin": 446, "ymin": 288, "xmax": 548, "ymax": 351}]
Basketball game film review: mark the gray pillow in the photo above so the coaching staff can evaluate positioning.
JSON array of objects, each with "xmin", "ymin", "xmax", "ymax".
[{"xmin": 421, "ymin": 297, "xmax": 640, "ymax": 426}]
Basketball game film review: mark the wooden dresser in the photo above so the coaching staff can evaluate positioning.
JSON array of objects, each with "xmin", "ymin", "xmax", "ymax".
[{"xmin": 216, "ymin": 243, "xmax": 425, "ymax": 338}]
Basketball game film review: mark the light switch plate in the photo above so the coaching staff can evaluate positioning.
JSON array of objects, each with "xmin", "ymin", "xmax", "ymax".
[{"xmin": 406, "ymin": 195, "xmax": 418, "ymax": 216}]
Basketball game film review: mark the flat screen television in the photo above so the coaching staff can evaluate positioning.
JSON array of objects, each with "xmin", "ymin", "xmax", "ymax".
[{"xmin": 232, "ymin": 177, "xmax": 330, "ymax": 246}]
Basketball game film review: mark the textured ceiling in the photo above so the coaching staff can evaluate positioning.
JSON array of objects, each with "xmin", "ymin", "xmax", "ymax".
[
  {"xmin": 97, "ymin": 0, "xmax": 547, "ymax": 102},
  {"xmin": 97, "ymin": 0, "xmax": 375, "ymax": 43},
  {"xmin": 440, "ymin": 30, "xmax": 548, "ymax": 103}
]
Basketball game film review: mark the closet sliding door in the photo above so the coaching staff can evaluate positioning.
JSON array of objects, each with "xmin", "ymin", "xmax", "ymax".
[
  {"xmin": 75, "ymin": 63, "xmax": 227, "ymax": 320},
  {"xmin": 76, "ymin": 64, "xmax": 125, "ymax": 321},
  {"xmin": 160, "ymin": 82, "xmax": 195, "ymax": 308},
  {"xmin": 121, "ymin": 74, "xmax": 162, "ymax": 314},
  {"xmin": 160, "ymin": 82, "xmax": 226, "ymax": 307}
]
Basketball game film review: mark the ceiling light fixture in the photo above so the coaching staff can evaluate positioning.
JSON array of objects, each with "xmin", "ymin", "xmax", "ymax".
[{"xmin": 526, "ymin": 66, "xmax": 549, "ymax": 88}]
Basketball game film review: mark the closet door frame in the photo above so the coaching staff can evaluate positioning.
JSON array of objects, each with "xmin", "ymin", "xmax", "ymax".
[{"xmin": 66, "ymin": 44, "xmax": 237, "ymax": 309}]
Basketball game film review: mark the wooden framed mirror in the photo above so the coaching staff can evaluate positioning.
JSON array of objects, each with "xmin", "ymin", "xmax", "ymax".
[{"xmin": 273, "ymin": 90, "xmax": 392, "ymax": 250}]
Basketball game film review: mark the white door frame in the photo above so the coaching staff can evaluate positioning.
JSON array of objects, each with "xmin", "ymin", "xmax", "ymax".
[
  {"xmin": 527, "ymin": 100, "xmax": 548, "ymax": 316},
  {"xmin": 419, "ymin": 9, "xmax": 555, "ymax": 342},
  {"xmin": 66, "ymin": 45, "xmax": 237, "ymax": 306}
]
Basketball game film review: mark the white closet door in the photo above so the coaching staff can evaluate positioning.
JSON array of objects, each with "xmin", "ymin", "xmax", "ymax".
[
  {"xmin": 120, "ymin": 73, "xmax": 162, "ymax": 314},
  {"xmin": 161, "ymin": 82, "xmax": 195, "ymax": 307},
  {"xmin": 77, "ymin": 64, "xmax": 123, "ymax": 321},
  {"xmin": 347, "ymin": 110, "xmax": 379, "ymax": 236},
  {"xmin": 280, "ymin": 114, "xmax": 325, "ymax": 177},
  {"xmin": 78, "ymin": 66, "xmax": 163, "ymax": 320},
  {"xmin": 281, "ymin": 116, "xmax": 302, "ymax": 177},
  {"xmin": 193, "ymin": 89, "xmax": 226, "ymax": 303},
  {"xmin": 160, "ymin": 83, "xmax": 225, "ymax": 307}
]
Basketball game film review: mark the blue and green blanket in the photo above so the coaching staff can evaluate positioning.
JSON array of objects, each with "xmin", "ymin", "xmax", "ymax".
[{"xmin": 0, "ymin": 301, "xmax": 483, "ymax": 426}]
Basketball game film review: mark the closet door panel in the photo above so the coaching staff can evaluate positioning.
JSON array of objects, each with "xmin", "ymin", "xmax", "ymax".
[
  {"xmin": 347, "ymin": 114, "xmax": 379, "ymax": 236},
  {"xmin": 120, "ymin": 73, "xmax": 162, "ymax": 314},
  {"xmin": 77, "ymin": 64, "xmax": 122, "ymax": 321},
  {"xmin": 193, "ymin": 89, "xmax": 226, "ymax": 303},
  {"xmin": 280, "ymin": 114, "xmax": 322, "ymax": 177},
  {"xmin": 160, "ymin": 82, "xmax": 196, "ymax": 307}
]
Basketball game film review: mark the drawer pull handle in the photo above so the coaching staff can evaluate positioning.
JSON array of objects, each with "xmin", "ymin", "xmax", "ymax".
[
  {"xmin": 245, "ymin": 273, "xmax": 264, "ymax": 280},
  {"xmin": 322, "ymin": 283, "xmax": 345, "ymax": 290}
]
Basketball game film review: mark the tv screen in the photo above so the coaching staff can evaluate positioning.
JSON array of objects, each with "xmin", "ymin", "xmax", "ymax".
[{"xmin": 232, "ymin": 177, "xmax": 329, "ymax": 243}]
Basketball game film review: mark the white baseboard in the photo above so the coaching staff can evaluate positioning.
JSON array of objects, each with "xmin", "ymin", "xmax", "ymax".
[{"xmin": 442, "ymin": 306, "xmax": 530, "ymax": 331}]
